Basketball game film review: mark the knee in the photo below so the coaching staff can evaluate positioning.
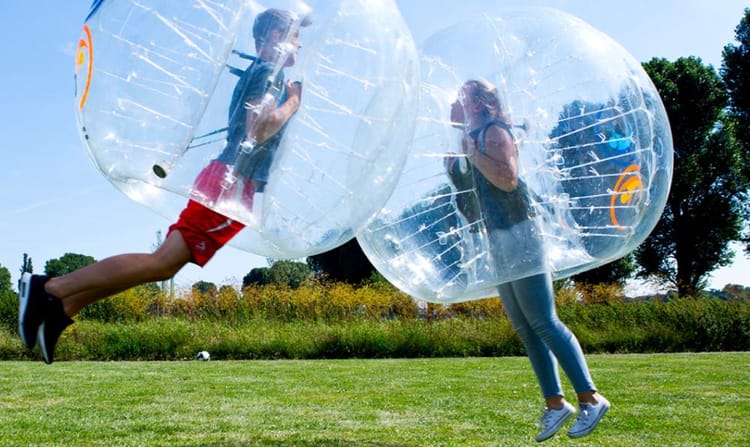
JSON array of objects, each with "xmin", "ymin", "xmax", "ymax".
[
  {"xmin": 147, "ymin": 233, "xmax": 192, "ymax": 280},
  {"xmin": 152, "ymin": 265, "xmax": 180, "ymax": 282},
  {"xmin": 504, "ymin": 314, "xmax": 535, "ymax": 342},
  {"xmin": 159, "ymin": 258, "xmax": 185, "ymax": 280},
  {"xmin": 528, "ymin": 316, "xmax": 572, "ymax": 342},
  {"xmin": 146, "ymin": 253, "xmax": 185, "ymax": 282},
  {"xmin": 512, "ymin": 324, "xmax": 535, "ymax": 344}
]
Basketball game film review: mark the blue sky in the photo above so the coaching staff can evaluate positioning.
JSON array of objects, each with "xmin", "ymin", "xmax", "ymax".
[{"xmin": 1, "ymin": 0, "xmax": 748, "ymax": 293}]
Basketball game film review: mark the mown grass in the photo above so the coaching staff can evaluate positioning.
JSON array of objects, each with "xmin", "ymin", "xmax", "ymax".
[{"xmin": 0, "ymin": 353, "xmax": 748, "ymax": 446}]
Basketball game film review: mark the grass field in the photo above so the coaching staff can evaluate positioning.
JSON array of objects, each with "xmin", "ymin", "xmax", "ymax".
[{"xmin": 1, "ymin": 353, "xmax": 748, "ymax": 446}]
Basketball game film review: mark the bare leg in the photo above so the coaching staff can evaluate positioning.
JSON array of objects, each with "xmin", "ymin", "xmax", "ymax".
[{"xmin": 44, "ymin": 231, "xmax": 192, "ymax": 317}]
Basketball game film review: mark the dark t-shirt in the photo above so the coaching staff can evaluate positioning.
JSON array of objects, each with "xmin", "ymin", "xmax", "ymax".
[{"xmin": 216, "ymin": 58, "xmax": 287, "ymax": 191}]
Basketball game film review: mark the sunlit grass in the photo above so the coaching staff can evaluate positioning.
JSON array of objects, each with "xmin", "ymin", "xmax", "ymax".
[{"xmin": 1, "ymin": 353, "xmax": 748, "ymax": 446}]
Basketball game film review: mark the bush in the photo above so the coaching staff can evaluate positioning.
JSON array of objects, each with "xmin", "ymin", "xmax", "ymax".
[
  {"xmin": 0, "ymin": 290, "xmax": 17, "ymax": 333},
  {"xmin": 0, "ymin": 279, "xmax": 748, "ymax": 361},
  {"xmin": 79, "ymin": 284, "xmax": 162, "ymax": 323},
  {"xmin": 238, "ymin": 281, "xmax": 418, "ymax": 322},
  {"xmin": 56, "ymin": 319, "xmax": 194, "ymax": 360},
  {"xmin": 559, "ymin": 296, "xmax": 750, "ymax": 353},
  {"xmin": 577, "ymin": 282, "xmax": 625, "ymax": 305}
]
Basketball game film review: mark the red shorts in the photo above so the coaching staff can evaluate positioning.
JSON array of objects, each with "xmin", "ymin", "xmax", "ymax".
[
  {"xmin": 168, "ymin": 161, "xmax": 254, "ymax": 266},
  {"xmin": 191, "ymin": 160, "xmax": 256, "ymax": 205}
]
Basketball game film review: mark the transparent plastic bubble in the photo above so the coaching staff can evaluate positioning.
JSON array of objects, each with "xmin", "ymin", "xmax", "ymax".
[
  {"xmin": 74, "ymin": 0, "xmax": 419, "ymax": 258},
  {"xmin": 357, "ymin": 7, "xmax": 673, "ymax": 303}
]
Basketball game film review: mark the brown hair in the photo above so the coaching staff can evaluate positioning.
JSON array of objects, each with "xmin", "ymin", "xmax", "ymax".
[
  {"xmin": 464, "ymin": 79, "xmax": 510, "ymax": 124},
  {"xmin": 252, "ymin": 9, "xmax": 311, "ymax": 49}
]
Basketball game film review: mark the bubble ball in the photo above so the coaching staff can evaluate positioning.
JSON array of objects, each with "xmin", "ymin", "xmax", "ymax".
[
  {"xmin": 74, "ymin": 0, "xmax": 419, "ymax": 258},
  {"xmin": 356, "ymin": 7, "xmax": 674, "ymax": 303}
]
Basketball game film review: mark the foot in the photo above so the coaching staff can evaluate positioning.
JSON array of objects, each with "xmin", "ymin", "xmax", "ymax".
[
  {"xmin": 536, "ymin": 401, "xmax": 575, "ymax": 442},
  {"xmin": 37, "ymin": 294, "xmax": 74, "ymax": 364},
  {"xmin": 567, "ymin": 395, "xmax": 610, "ymax": 439},
  {"xmin": 18, "ymin": 273, "xmax": 49, "ymax": 349}
]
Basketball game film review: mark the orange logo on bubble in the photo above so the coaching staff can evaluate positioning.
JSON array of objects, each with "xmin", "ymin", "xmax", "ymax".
[
  {"xmin": 610, "ymin": 164, "xmax": 644, "ymax": 229},
  {"xmin": 75, "ymin": 24, "xmax": 93, "ymax": 110}
]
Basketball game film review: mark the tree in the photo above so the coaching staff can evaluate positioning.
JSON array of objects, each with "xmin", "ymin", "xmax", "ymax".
[
  {"xmin": 0, "ymin": 264, "xmax": 16, "ymax": 330},
  {"xmin": 192, "ymin": 281, "xmax": 218, "ymax": 297},
  {"xmin": 0, "ymin": 265, "xmax": 11, "ymax": 292},
  {"xmin": 45, "ymin": 253, "xmax": 97, "ymax": 277},
  {"xmin": 243, "ymin": 260, "xmax": 311, "ymax": 288},
  {"xmin": 307, "ymin": 238, "xmax": 376, "ymax": 284},
  {"xmin": 573, "ymin": 254, "xmax": 636, "ymax": 286},
  {"xmin": 20, "ymin": 253, "xmax": 33, "ymax": 276},
  {"xmin": 721, "ymin": 7, "xmax": 750, "ymax": 253},
  {"xmin": 243, "ymin": 267, "xmax": 272, "ymax": 288},
  {"xmin": 269, "ymin": 260, "xmax": 312, "ymax": 288},
  {"xmin": 720, "ymin": 284, "xmax": 750, "ymax": 301},
  {"xmin": 637, "ymin": 57, "xmax": 748, "ymax": 297}
]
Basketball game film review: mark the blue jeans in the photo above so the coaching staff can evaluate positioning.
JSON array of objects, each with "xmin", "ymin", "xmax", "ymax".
[{"xmin": 498, "ymin": 272, "xmax": 596, "ymax": 399}]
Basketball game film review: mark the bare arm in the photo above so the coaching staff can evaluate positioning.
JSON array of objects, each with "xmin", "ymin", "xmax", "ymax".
[
  {"xmin": 245, "ymin": 80, "xmax": 302, "ymax": 144},
  {"xmin": 467, "ymin": 124, "xmax": 518, "ymax": 192}
]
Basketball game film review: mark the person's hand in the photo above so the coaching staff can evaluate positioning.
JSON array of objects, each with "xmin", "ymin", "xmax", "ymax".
[
  {"xmin": 282, "ymin": 80, "xmax": 302, "ymax": 114},
  {"xmin": 286, "ymin": 80, "xmax": 302, "ymax": 100}
]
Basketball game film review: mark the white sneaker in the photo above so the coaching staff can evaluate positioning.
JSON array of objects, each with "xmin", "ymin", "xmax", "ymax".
[
  {"xmin": 567, "ymin": 395, "xmax": 610, "ymax": 439},
  {"xmin": 536, "ymin": 401, "xmax": 575, "ymax": 442}
]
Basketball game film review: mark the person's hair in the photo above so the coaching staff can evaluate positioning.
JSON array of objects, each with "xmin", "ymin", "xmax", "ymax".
[
  {"xmin": 252, "ymin": 9, "xmax": 310, "ymax": 50},
  {"xmin": 464, "ymin": 79, "xmax": 510, "ymax": 124}
]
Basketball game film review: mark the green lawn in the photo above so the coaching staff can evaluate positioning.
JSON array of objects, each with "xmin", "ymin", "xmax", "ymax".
[{"xmin": 1, "ymin": 353, "xmax": 748, "ymax": 446}]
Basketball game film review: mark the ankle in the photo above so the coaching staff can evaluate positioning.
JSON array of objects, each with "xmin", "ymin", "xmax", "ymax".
[
  {"xmin": 545, "ymin": 397, "xmax": 566, "ymax": 410},
  {"xmin": 42, "ymin": 278, "xmax": 56, "ymax": 299},
  {"xmin": 577, "ymin": 391, "xmax": 598, "ymax": 405}
]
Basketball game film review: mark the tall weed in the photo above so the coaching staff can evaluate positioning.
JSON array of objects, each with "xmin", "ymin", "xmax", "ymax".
[{"xmin": 0, "ymin": 280, "xmax": 747, "ymax": 360}]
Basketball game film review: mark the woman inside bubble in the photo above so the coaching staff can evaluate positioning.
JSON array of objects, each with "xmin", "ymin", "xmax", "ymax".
[{"xmin": 447, "ymin": 79, "xmax": 610, "ymax": 442}]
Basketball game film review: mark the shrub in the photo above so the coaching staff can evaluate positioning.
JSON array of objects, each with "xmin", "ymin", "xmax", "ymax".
[
  {"xmin": 0, "ymin": 289, "xmax": 17, "ymax": 333},
  {"xmin": 57, "ymin": 319, "xmax": 194, "ymax": 361},
  {"xmin": 1, "ymin": 279, "xmax": 747, "ymax": 361},
  {"xmin": 237, "ymin": 281, "xmax": 418, "ymax": 322},
  {"xmin": 554, "ymin": 283, "xmax": 581, "ymax": 306},
  {"xmin": 448, "ymin": 298, "xmax": 505, "ymax": 319},
  {"xmin": 577, "ymin": 282, "xmax": 625, "ymax": 304},
  {"xmin": 79, "ymin": 284, "xmax": 162, "ymax": 322}
]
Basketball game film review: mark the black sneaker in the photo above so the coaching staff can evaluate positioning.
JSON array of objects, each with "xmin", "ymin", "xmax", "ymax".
[
  {"xmin": 37, "ymin": 294, "xmax": 74, "ymax": 364},
  {"xmin": 18, "ymin": 273, "xmax": 49, "ymax": 349}
]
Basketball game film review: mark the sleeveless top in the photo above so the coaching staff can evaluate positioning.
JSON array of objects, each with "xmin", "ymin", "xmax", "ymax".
[{"xmin": 469, "ymin": 121, "xmax": 534, "ymax": 231}]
